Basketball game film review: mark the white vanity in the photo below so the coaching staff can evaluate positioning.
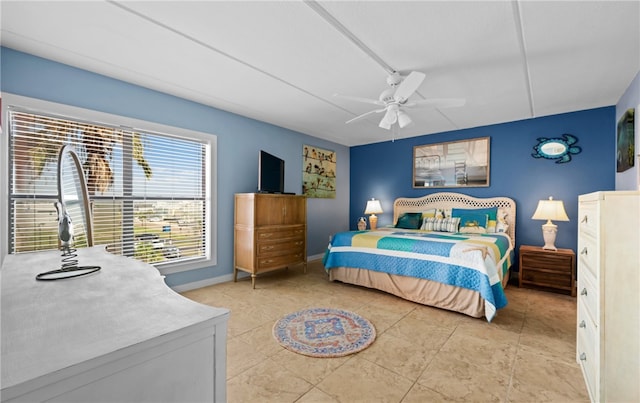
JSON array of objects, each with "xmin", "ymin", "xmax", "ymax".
[{"xmin": 1, "ymin": 246, "xmax": 229, "ymax": 402}]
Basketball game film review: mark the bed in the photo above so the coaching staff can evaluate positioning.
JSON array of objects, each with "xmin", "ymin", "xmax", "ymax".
[{"xmin": 323, "ymin": 192, "xmax": 516, "ymax": 321}]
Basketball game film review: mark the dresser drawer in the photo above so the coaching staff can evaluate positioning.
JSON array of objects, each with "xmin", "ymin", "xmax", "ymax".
[
  {"xmin": 578, "ymin": 267, "xmax": 598, "ymax": 326},
  {"xmin": 520, "ymin": 266, "xmax": 572, "ymax": 289},
  {"xmin": 577, "ymin": 302, "xmax": 598, "ymax": 359},
  {"xmin": 257, "ymin": 238, "xmax": 305, "ymax": 256},
  {"xmin": 577, "ymin": 322, "xmax": 597, "ymax": 402},
  {"xmin": 257, "ymin": 227, "xmax": 305, "ymax": 241},
  {"xmin": 577, "ymin": 233, "xmax": 599, "ymax": 280},
  {"xmin": 521, "ymin": 252, "xmax": 574, "ymax": 274},
  {"xmin": 578, "ymin": 201, "xmax": 598, "ymax": 239},
  {"xmin": 257, "ymin": 252, "xmax": 305, "ymax": 269}
]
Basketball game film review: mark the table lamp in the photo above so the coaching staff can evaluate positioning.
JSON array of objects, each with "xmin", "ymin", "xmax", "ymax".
[
  {"xmin": 364, "ymin": 198, "xmax": 383, "ymax": 230},
  {"xmin": 531, "ymin": 196, "xmax": 569, "ymax": 251}
]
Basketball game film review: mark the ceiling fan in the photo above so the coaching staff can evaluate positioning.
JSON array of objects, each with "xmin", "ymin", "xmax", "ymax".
[{"xmin": 334, "ymin": 71, "xmax": 465, "ymax": 130}]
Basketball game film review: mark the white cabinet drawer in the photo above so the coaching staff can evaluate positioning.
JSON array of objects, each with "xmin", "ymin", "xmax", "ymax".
[
  {"xmin": 577, "ymin": 303, "xmax": 598, "ymax": 359},
  {"xmin": 577, "ymin": 325, "xmax": 597, "ymax": 402},
  {"xmin": 577, "ymin": 298, "xmax": 598, "ymax": 402},
  {"xmin": 578, "ymin": 201, "xmax": 598, "ymax": 239},
  {"xmin": 578, "ymin": 267, "xmax": 599, "ymax": 326},
  {"xmin": 577, "ymin": 233, "xmax": 598, "ymax": 280}
]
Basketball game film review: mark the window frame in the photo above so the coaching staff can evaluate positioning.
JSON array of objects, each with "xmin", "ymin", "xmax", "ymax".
[{"xmin": 1, "ymin": 93, "xmax": 217, "ymax": 275}]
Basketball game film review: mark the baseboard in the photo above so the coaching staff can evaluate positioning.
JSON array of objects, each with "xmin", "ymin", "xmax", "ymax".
[
  {"xmin": 170, "ymin": 254, "xmax": 324, "ymax": 293},
  {"xmin": 170, "ymin": 271, "xmax": 250, "ymax": 293},
  {"xmin": 307, "ymin": 253, "xmax": 324, "ymax": 262}
]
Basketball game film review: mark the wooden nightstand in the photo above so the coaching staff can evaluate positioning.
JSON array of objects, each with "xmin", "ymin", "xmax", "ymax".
[{"xmin": 518, "ymin": 245, "xmax": 576, "ymax": 296}]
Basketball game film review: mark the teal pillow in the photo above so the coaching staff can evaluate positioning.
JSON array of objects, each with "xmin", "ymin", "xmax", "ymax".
[
  {"xmin": 395, "ymin": 212, "xmax": 423, "ymax": 229},
  {"xmin": 451, "ymin": 207, "xmax": 498, "ymax": 221}
]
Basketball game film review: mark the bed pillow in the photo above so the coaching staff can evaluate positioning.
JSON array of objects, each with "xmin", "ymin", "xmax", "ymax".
[
  {"xmin": 421, "ymin": 209, "xmax": 438, "ymax": 220},
  {"xmin": 395, "ymin": 212, "xmax": 423, "ymax": 229},
  {"xmin": 496, "ymin": 221, "xmax": 509, "ymax": 234},
  {"xmin": 452, "ymin": 207, "xmax": 498, "ymax": 233},
  {"xmin": 488, "ymin": 208, "xmax": 508, "ymax": 233},
  {"xmin": 458, "ymin": 213, "xmax": 489, "ymax": 234},
  {"xmin": 421, "ymin": 217, "xmax": 460, "ymax": 232}
]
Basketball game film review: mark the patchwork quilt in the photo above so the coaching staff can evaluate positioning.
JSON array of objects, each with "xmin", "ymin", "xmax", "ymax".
[{"xmin": 323, "ymin": 229, "xmax": 514, "ymax": 321}]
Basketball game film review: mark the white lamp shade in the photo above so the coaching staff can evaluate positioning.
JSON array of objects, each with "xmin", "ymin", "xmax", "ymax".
[
  {"xmin": 397, "ymin": 110, "xmax": 413, "ymax": 128},
  {"xmin": 364, "ymin": 199, "xmax": 383, "ymax": 215},
  {"xmin": 532, "ymin": 197, "xmax": 569, "ymax": 222}
]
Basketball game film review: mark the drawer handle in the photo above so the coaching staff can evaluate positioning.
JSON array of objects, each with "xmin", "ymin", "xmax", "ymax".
[
  {"xmin": 581, "ymin": 215, "xmax": 588, "ymax": 224},
  {"xmin": 580, "ymin": 247, "xmax": 588, "ymax": 256},
  {"xmin": 579, "ymin": 320, "xmax": 586, "ymax": 328},
  {"xmin": 580, "ymin": 288, "xmax": 588, "ymax": 296},
  {"xmin": 579, "ymin": 352, "xmax": 587, "ymax": 361},
  {"xmin": 262, "ymin": 246, "xmax": 274, "ymax": 251}
]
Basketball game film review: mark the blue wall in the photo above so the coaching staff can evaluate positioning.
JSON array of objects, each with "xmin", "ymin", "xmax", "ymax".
[
  {"xmin": 1, "ymin": 47, "xmax": 351, "ymax": 288},
  {"xmin": 350, "ymin": 108, "xmax": 616, "ymax": 266}
]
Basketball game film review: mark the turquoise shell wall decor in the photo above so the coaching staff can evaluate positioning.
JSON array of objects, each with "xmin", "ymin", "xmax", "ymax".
[{"xmin": 532, "ymin": 134, "xmax": 581, "ymax": 163}]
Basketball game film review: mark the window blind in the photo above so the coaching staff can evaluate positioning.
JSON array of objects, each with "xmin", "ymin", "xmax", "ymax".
[{"xmin": 8, "ymin": 108, "xmax": 210, "ymax": 267}]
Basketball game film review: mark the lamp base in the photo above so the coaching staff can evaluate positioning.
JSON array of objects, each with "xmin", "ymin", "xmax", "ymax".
[
  {"xmin": 541, "ymin": 221, "xmax": 558, "ymax": 251},
  {"xmin": 369, "ymin": 214, "xmax": 378, "ymax": 230}
]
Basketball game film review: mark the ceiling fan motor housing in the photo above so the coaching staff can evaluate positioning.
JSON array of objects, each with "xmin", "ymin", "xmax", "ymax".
[
  {"xmin": 386, "ymin": 72, "xmax": 402, "ymax": 87},
  {"xmin": 379, "ymin": 88, "xmax": 396, "ymax": 103}
]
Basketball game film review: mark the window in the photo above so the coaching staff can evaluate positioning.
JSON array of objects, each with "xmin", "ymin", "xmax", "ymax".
[{"xmin": 2, "ymin": 94, "xmax": 216, "ymax": 274}]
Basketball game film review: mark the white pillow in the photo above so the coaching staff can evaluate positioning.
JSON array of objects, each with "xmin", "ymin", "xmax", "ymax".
[{"xmin": 421, "ymin": 217, "xmax": 460, "ymax": 232}]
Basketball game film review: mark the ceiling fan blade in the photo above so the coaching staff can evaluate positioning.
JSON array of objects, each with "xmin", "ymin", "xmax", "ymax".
[
  {"xmin": 404, "ymin": 98, "xmax": 466, "ymax": 108},
  {"xmin": 393, "ymin": 71, "xmax": 426, "ymax": 103},
  {"xmin": 333, "ymin": 93, "xmax": 384, "ymax": 106},
  {"xmin": 345, "ymin": 108, "xmax": 386, "ymax": 124}
]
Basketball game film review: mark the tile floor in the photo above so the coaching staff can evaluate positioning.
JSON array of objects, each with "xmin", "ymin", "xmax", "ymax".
[{"xmin": 182, "ymin": 260, "xmax": 589, "ymax": 402}]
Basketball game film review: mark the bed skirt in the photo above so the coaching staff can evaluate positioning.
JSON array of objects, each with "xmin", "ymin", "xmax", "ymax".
[{"xmin": 328, "ymin": 266, "xmax": 510, "ymax": 318}]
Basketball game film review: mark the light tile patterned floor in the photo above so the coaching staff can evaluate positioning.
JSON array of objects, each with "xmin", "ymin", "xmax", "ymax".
[{"xmin": 182, "ymin": 260, "xmax": 589, "ymax": 403}]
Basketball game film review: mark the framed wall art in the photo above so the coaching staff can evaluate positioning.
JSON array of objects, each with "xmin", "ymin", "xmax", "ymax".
[
  {"xmin": 413, "ymin": 137, "xmax": 490, "ymax": 188},
  {"xmin": 302, "ymin": 145, "xmax": 336, "ymax": 198},
  {"xmin": 616, "ymin": 108, "xmax": 635, "ymax": 173}
]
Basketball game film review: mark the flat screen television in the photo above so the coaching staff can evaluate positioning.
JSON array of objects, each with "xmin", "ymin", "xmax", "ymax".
[{"xmin": 258, "ymin": 150, "xmax": 285, "ymax": 193}]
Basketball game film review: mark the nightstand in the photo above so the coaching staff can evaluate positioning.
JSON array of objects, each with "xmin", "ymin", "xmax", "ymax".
[{"xmin": 518, "ymin": 245, "xmax": 576, "ymax": 296}]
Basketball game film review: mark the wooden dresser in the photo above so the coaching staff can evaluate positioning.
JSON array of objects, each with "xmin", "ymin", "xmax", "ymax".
[
  {"xmin": 576, "ymin": 191, "xmax": 639, "ymax": 402},
  {"xmin": 234, "ymin": 193, "xmax": 307, "ymax": 288},
  {"xmin": 1, "ymin": 246, "xmax": 229, "ymax": 402}
]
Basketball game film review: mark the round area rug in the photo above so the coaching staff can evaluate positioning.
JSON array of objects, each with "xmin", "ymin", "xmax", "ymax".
[{"xmin": 272, "ymin": 307, "xmax": 376, "ymax": 358}]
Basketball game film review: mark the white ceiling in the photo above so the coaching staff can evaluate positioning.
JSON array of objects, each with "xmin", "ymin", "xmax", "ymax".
[{"xmin": 2, "ymin": 1, "xmax": 639, "ymax": 147}]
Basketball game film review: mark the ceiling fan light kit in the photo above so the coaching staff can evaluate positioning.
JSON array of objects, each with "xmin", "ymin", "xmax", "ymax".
[
  {"xmin": 335, "ymin": 70, "xmax": 465, "ymax": 133},
  {"xmin": 397, "ymin": 110, "xmax": 413, "ymax": 128}
]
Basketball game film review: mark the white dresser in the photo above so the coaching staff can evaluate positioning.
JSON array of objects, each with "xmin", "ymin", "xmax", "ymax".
[
  {"xmin": 576, "ymin": 191, "xmax": 639, "ymax": 403},
  {"xmin": 1, "ymin": 246, "xmax": 229, "ymax": 402}
]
